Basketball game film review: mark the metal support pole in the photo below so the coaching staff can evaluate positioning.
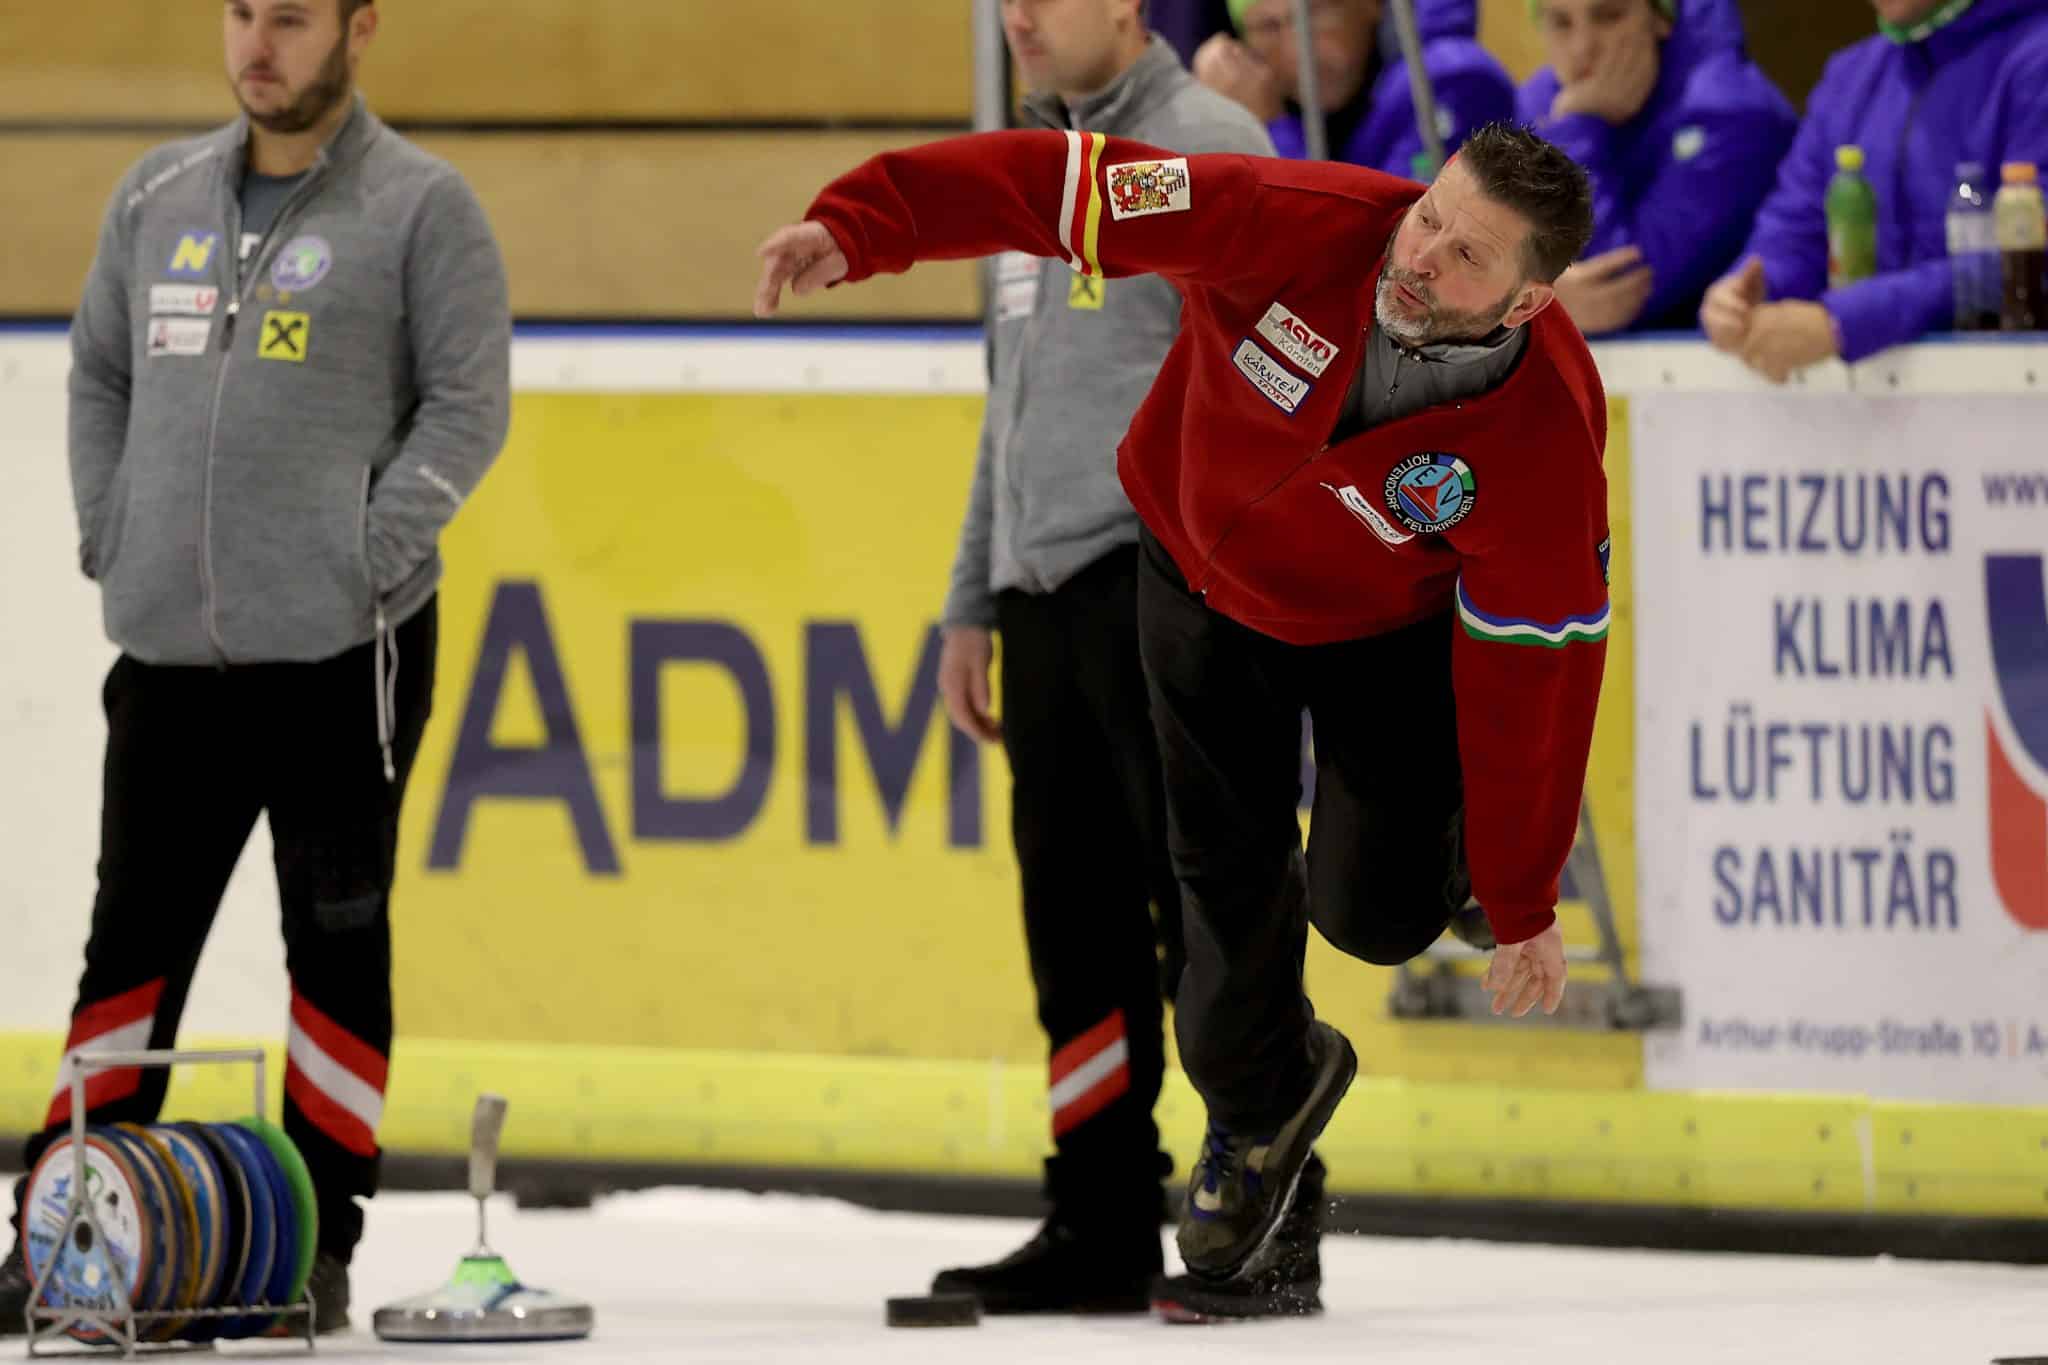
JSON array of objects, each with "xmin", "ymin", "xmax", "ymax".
[
  {"xmin": 972, "ymin": 0, "xmax": 1013, "ymax": 340},
  {"xmin": 1291, "ymin": 0, "xmax": 1327, "ymax": 160},
  {"xmin": 972, "ymin": 0, "xmax": 1009, "ymax": 134},
  {"xmin": 1388, "ymin": 0, "xmax": 1446, "ymax": 174}
]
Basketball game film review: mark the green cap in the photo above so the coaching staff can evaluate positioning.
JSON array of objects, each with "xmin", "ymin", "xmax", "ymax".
[
  {"xmin": 1226, "ymin": 0, "xmax": 1259, "ymax": 31},
  {"xmin": 1877, "ymin": 0, "xmax": 1974, "ymax": 45}
]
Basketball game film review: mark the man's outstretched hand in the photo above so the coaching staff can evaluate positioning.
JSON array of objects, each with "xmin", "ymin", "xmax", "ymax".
[
  {"xmin": 753, "ymin": 222, "xmax": 849, "ymax": 318},
  {"xmin": 1484, "ymin": 923, "xmax": 1568, "ymax": 1018}
]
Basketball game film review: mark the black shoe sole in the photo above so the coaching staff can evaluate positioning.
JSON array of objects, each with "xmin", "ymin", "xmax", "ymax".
[
  {"xmin": 955, "ymin": 1291, "xmax": 1153, "ymax": 1316},
  {"xmin": 1179, "ymin": 1021, "xmax": 1358, "ymax": 1282},
  {"xmin": 928, "ymin": 1271, "xmax": 1157, "ymax": 1316},
  {"xmin": 1151, "ymin": 1275, "xmax": 1324, "ymax": 1324}
]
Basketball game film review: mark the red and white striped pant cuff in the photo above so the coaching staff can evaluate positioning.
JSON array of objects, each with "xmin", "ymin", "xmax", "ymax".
[
  {"xmin": 285, "ymin": 991, "xmax": 387, "ymax": 1159},
  {"xmin": 1048, "ymin": 1011, "xmax": 1131, "ymax": 1139},
  {"xmin": 45, "ymin": 979, "xmax": 165, "ymax": 1127}
]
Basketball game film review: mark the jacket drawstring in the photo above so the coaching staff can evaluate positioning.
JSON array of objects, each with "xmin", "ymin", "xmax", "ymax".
[{"xmin": 374, "ymin": 604, "xmax": 397, "ymax": 783}]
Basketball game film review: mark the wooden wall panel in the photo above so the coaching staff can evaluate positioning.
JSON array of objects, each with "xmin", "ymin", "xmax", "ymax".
[
  {"xmin": 0, "ymin": 131, "xmax": 978, "ymax": 320},
  {"xmin": 1737, "ymin": 0, "xmax": 1868, "ymax": 111},
  {"xmin": 1478, "ymin": 0, "xmax": 1546, "ymax": 86},
  {"xmin": 0, "ymin": 137, "xmax": 136, "ymax": 317},
  {"xmin": 413, "ymin": 131, "xmax": 979, "ymax": 318},
  {"xmin": 0, "ymin": 6, "xmax": 225, "ymax": 124},
  {"xmin": 0, "ymin": 1, "xmax": 972, "ymax": 123}
]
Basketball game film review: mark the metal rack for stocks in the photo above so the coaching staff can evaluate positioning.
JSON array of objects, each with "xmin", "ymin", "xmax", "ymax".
[{"xmin": 23, "ymin": 1048, "xmax": 315, "ymax": 1357}]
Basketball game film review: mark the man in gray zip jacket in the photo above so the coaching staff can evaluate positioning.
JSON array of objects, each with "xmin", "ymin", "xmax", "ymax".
[
  {"xmin": 924, "ymin": 0, "xmax": 1285, "ymax": 1320},
  {"xmin": 1, "ymin": 0, "xmax": 508, "ymax": 1336}
]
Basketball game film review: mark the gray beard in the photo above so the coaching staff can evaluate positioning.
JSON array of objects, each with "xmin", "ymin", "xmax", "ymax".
[
  {"xmin": 1373, "ymin": 281, "xmax": 1433, "ymax": 347},
  {"xmin": 1373, "ymin": 273, "xmax": 1516, "ymax": 348}
]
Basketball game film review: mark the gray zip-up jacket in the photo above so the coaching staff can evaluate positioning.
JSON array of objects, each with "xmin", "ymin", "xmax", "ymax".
[
  {"xmin": 941, "ymin": 39, "xmax": 1273, "ymax": 627},
  {"xmin": 69, "ymin": 96, "xmax": 511, "ymax": 675}
]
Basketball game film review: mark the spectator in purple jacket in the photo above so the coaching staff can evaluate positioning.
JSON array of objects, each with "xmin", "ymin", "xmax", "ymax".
[
  {"xmin": 1193, "ymin": 0, "xmax": 1516, "ymax": 175},
  {"xmin": 1704, "ymin": 0, "xmax": 2048, "ymax": 381},
  {"xmin": 1520, "ymin": 0, "xmax": 1795, "ymax": 336}
]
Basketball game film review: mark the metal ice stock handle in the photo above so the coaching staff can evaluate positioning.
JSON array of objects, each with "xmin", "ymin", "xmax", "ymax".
[{"xmin": 470, "ymin": 1094, "xmax": 509, "ymax": 1201}]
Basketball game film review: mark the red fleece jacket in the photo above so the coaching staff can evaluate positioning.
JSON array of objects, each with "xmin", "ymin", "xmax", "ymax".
[{"xmin": 810, "ymin": 130, "xmax": 1611, "ymax": 945}]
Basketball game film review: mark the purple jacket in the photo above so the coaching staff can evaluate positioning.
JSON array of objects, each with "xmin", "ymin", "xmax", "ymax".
[
  {"xmin": 1520, "ymin": 0, "xmax": 1796, "ymax": 333},
  {"xmin": 1268, "ymin": 0, "xmax": 1517, "ymax": 175},
  {"xmin": 1740, "ymin": 0, "xmax": 2048, "ymax": 360}
]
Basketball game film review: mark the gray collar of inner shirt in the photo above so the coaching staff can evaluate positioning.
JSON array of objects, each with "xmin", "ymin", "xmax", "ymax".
[{"xmin": 1395, "ymin": 323, "xmax": 1524, "ymax": 368}]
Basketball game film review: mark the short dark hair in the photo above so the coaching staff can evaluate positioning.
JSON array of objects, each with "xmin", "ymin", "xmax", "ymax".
[
  {"xmin": 1454, "ymin": 123, "xmax": 1594, "ymax": 283},
  {"xmin": 340, "ymin": 0, "xmax": 372, "ymax": 17}
]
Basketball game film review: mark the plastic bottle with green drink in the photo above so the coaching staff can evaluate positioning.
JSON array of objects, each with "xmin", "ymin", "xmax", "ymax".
[{"xmin": 1826, "ymin": 145, "xmax": 1878, "ymax": 290}]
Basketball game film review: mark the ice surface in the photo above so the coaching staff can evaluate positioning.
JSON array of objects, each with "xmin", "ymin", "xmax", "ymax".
[{"xmin": 162, "ymin": 1186, "xmax": 2047, "ymax": 1365}]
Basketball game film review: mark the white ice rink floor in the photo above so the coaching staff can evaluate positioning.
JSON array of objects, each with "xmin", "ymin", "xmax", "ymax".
[{"xmin": 68, "ymin": 1186, "xmax": 2045, "ymax": 1365}]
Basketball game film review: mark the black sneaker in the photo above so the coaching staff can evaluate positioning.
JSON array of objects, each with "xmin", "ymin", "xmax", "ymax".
[
  {"xmin": 283, "ymin": 1252, "xmax": 350, "ymax": 1336},
  {"xmin": 1153, "ymin": 1153, "xmax": 1326, "ymax": 1323},
  {"xmin": 0, "ymin": 1237, "xmax": 28, "ymax": 1338},
  {"xmin": 313, "ymin": 1251, "xmax": 352, "ymax": 1335},
  {"xmin": 931, "ymin": 1213, "xmax": 1161, "ymax": 1314},
  {"xmin": 1175, "ymin": 1019, "xmax": 1355, "ymax": 1281},
  {"xmin": 929, "ymin": 1157, "xmax": 1165, "ymax": 1314}
]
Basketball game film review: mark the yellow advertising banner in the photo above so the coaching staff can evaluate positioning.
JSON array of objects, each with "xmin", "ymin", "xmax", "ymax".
[
  {"xmin": 390, "ymin": 392, "xmax": 1639, "ymax": 1088},
  {"xmin": 16, "ymin": 386, "xmax": 2043, "ymax": 1217}
]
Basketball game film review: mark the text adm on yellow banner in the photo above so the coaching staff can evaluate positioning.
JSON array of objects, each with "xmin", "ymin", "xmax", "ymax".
[{"xmin": 391, "ymin": 392, "xmax": 1637, "ymax": 1090}]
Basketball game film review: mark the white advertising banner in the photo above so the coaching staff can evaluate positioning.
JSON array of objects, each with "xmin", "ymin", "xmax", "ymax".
[{"xmin": 1635, "ymin": 391, "xmax": 2048, "ymax": 1102}]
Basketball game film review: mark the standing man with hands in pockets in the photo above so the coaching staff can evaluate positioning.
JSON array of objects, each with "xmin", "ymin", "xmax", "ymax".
[
  {"xmin": 923, "ymin": 0, "xmax": 1279, "ymax": 1323},
  {"xmin": 1, "ymin": 0, "xmax": 509, "ymax": 1335}
]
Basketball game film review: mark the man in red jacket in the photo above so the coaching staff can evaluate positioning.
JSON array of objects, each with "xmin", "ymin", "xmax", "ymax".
[{"xmin": 756, "ymin": 123, "xmax": 1605, "ymax": 1319}]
